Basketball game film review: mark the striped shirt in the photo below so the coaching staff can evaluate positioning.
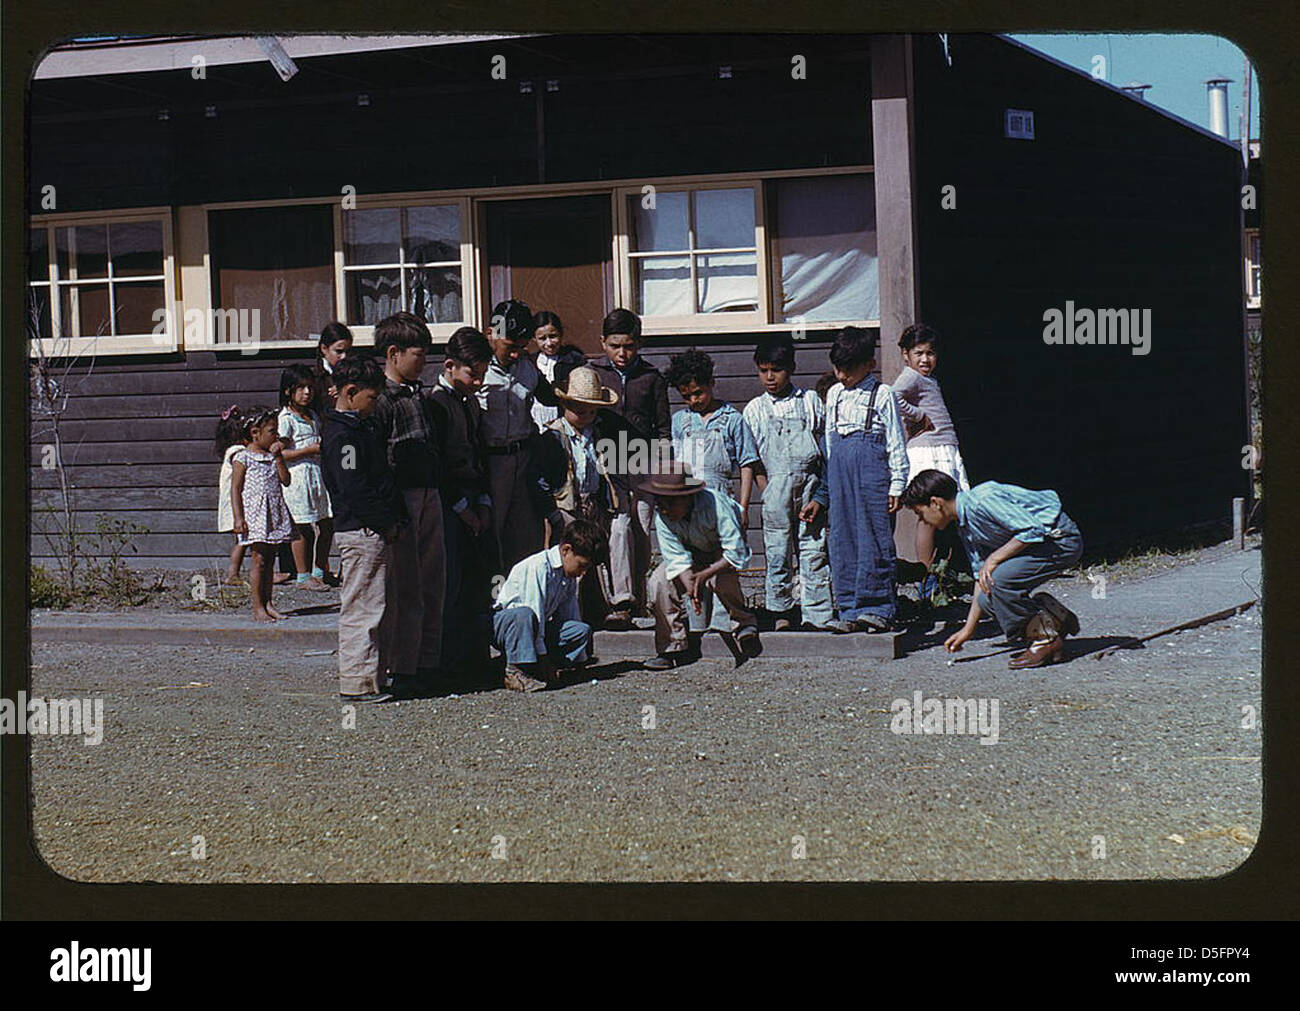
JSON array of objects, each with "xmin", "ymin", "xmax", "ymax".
[
  {"xmin": 742, "ymin": 386, "xmax": 824, "ymax": 462},
  {"xmin": 824, "ymin": 377, "xmax": 910, "ymax": 496}
]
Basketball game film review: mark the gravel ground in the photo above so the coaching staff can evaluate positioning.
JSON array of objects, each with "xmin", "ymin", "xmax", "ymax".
[{"xmin": 29, "ymin": 584, "xmax": 1261, "ymax": 883}]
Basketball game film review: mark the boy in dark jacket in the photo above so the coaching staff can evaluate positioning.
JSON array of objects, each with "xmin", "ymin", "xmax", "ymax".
[
  {"xmin": 321, "ymin": 355, "xmax": 406, "ymax": 703},
  {"xmin": 370, "ymin": 312, "xmax": 445, "ymax": 698},
  {"xmin": 588, "ymin": 308, "xmax": 671, "ymax": 628},
  {"xmin": 429, "ymin": 326, "xmax": 495, "ymax": 672}
]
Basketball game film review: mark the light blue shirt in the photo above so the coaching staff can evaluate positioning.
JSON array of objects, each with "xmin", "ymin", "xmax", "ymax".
[
  {"xmin": 955, "ymin": 481, "xmax": 1065, "ymax": 570},
  {"xmin": 494, "ymin": 546, "xmax": 581, "ymax": 657},
  {"xmin": 654, "ymin": 487, "xmax": 752, "ymax": 581},
  {"xmin": 670, "ymin": 402, "xmax": 760, "ymax": 480}
]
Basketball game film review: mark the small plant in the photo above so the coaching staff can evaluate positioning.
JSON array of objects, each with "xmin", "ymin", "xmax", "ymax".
[
  {"xmin": 30, "ymin": 564, "xmax": 73, "ymax": 609},
  {"xmin": 83, "ymin": 515, "xmax": 150, "ymax": 604}
]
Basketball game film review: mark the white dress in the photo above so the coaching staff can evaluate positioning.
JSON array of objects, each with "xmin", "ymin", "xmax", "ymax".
[
  {"xmin": 217, "ymin": 443, "xmax": 241, "ymax": 533},
  {"xmin": 277, "ymin": 408, "xmax": 333, "ymax": 524}
]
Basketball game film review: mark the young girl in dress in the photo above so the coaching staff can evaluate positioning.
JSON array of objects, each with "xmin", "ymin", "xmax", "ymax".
[
  {"xmin": 891, "ymin": 324, "xmax": 971, "ymax": 585},
  {"xmin": 278, "ymin": 364, "xmax": 334, "ymax": 590},
  {"xmin": 530, "ymin": 311, "xmax": 587, "ymax": 431},
  {"xmin": 215, "ymin": 404, "xmax": 247, "ymax": 585},
  {"xmin": 231, "ymin": 406, "xmax": 296, "ymax": 622}
]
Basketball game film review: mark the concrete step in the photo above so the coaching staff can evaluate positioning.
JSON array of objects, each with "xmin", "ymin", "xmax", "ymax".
[{"xmin": 29, "ymin": 612, "xmax": 902, "ymax": 660}]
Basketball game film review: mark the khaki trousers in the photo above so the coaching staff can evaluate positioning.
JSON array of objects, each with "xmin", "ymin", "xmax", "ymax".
[
  {"xmin": 336, "ymin": 528, "xmax": 390, "ymax": 695},
  {"xmin": 381, "ymin": 486, "xmax": 445, "ymax": 676},
  {"xmin": 648, "ymin": 560, "xmax": 756, "ymax": 654},
  {"xmin": 608, "ymin": 492, "xmax": 654, "ymax": 608}
]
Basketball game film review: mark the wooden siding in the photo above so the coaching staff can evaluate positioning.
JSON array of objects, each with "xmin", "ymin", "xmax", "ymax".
[
  {"xmin": 909, "ymin": 34, "xmax": 1248, "ymax": 549},
  {"xmin": 29, "ymin": 337, "xmax": 840, "ymax": 570},
  {"xmin": 30, "ymin": 35, "xmax": 872, "ymax": 214}
]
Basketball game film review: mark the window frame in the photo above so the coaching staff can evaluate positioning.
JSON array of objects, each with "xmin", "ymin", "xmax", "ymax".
[
  {"xmin": 334, "ymin": 196, "xmax": 477, "ymax": 343},
  {"xmin": 27, "ymin": 208, "xmax": 178, "ymax": 357},
  {"xmin": 1245, "ymin": 227, "xmax": 1261, "ymax": 309},
  {"xmin": 616, "ymin": 179, "xmax": 768, "ymax": 331},
  {"xmin": 30, "ymin": 166, "xmax": 877, "ymax": 358}
]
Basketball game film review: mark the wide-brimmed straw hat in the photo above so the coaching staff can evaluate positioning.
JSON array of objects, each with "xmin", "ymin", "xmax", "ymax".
[
  {"xmin": 556, "ymin": 366, "xmax": 619, "ymax": 407},
  {"xmin": 636, "ymin": 467, "xmax": 706, "ymax": 497}
]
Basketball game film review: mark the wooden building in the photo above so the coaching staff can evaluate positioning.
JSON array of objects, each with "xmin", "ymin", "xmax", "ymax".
[{"xmin": 27, "ymin": 33, "xmax": 1249, "ymax": 571}]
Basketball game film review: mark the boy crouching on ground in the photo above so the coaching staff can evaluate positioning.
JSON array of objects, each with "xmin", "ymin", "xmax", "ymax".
[
  {"xmin": 492, "ymin": 518, "xmax": 606, "ymax": 692},
  {"xmin": 901, "ymin": 468, "xmax": 1083, "ymax": 669},
  {"xmin": 641, "ymin": 468, "xmax": 761, "ymax": 670},
  {"xmin": 321, "ymin": 355, "xmax": 405, "ymax": 703}
]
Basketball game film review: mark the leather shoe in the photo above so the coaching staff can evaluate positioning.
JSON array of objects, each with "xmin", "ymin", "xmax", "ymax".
[
  {"xmin": 603, "ymin": 608, "xmax": 633, "ymax": 631},
  {"xmin": 503, "ymin": 664, "xmax": 548, "ymax": 692},
  {"xmin": 643, "ymin": 649, "xmax": 699, "ymax": 671},
  {"xmin": 1008, "ymin": 636, "xmax": 1064, "ymax": 669}
]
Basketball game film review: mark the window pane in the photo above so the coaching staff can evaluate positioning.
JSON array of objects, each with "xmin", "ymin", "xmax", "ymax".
[
  {"xmin": 343, "ymin": 207, "xmax": 401, "ymax": 265},
  {"xmin": 29, "ymin": 227, "xmax": 48, "ymax": 282},
  {"xmin": 694, "ymin": 188, "xmax": 755, "ymax": 249},
  {"xmin": 346, "ymin": 269, "xmax": 402, "ymax": 325},
  {"xmin": 769, "ymin": 174, "xmax": 878, "ymax": 322},
  {"xmin": 60, "ymin": 284, "xmax": 111, "ymax": 338},
  {"xmin": 631, "ymin": 191, "xmax": 689, "ymax": 252},
  {"xmin": 209, "ymin": 205, "xmax": 336, "ymax": 341},
  {"xmin": 56, "ymin": 225, "xmax": 109, "ymax": 279},
  {"xmin": 406, "ymin": 205, "xmax": 460, "ymax": 263},
  {"xmin": 697, "ymin": 253, "xmax": 757, "ymax": 313},
  {"xmin": 113, "ymin": 281, "xmax": 167, "ymax": 336},
  {"xmin": 26, "ymin": 286, "xmax": 52, "ymax": 339},
  {"xmin": 633, "ymin": 255, "xmax": 691, "ymax": 316},
  {"xmin": 110, "ymin": 221, "xmax": 164, "ymax": 277},
  {"xmin": 406, "ymin": 266, "xmax": 463, "ymax": 323}
]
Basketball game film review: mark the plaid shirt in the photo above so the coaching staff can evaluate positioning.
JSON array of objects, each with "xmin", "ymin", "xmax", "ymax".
[{"xmin": 371, "ymin": 377, "xmax": 442, "ymax": 490}]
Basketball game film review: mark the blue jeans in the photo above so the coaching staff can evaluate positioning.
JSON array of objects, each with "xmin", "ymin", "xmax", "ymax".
[
  {"xmin": 975, "ymin": 514, "xmax": 1083, "ymax": 639},
  {"xmin": 492, "ymin": 606, "xmax": 591, "ymax": 667}
]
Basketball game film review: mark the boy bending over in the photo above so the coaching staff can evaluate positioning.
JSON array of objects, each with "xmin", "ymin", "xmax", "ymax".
[{"xmin": 902, "ymin": 469, "xmax": 1082, "ymax": 669}]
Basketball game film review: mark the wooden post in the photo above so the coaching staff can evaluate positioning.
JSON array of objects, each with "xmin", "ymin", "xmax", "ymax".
[
  {"xmin": 1233, "ymin": 497, "xmax": 1246, "ymax": 549},
  {"xmin": 871, "ymin": 34, "xmax": 919, "ymax": 384},
  {"xmin": 871, "ymin": 34, "xmax": 922, "ymax": 562}
]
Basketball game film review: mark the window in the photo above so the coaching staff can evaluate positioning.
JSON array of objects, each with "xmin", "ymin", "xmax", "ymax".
[
  {"xmin": 1245, "ymin": 229, "xmax": 1261, "ymax": 307},
  {"xmin": 28, "ymin": 217, "xmax": 171, "ymax": 348},
  {"xmin": 617, "ymin": 172, "xmax": 878, "ymax": 332},
  {"xmin": 342, "ymin": 203, "xmax": 465, "ymax": 325},
  {"xmin": 208, "ymin": 204, "xmax": 336, "ymax": 343},
  {"xmin": 625, "ymin": 185, "xmax": 762, "ymax": 322},
  {"xmin": 767, "ymin": 173, "xmax": 877, "ymax": 323}
]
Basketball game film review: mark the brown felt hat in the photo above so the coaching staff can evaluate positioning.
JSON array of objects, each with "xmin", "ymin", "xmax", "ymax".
[
  {"xmin": 636, "ymin": 467, "xmax": 707, "ymax": 497},
  {"xmin": 555, "ymin": 366, "xmax": 619, "ymax": 407}
]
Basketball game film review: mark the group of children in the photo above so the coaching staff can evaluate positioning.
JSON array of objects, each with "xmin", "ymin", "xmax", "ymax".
[{"xmin": 216, "ymin": 304, "xmax": 1085, "ymax": 700}]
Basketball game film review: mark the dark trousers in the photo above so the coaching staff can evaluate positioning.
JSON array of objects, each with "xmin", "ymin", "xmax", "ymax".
[{"xmin": 442, "ymin": 500, "xmax": 493, "ymax": 670}]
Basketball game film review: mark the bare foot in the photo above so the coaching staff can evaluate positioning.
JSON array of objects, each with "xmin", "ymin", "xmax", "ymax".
[
  {"xmin": 266, "ymin": 604, "xmax": 289, "ymax": 620},
  {"xmin": 253, "ymin": 610, "xmax": 279, "ymax": 623},
  {"xmin": 273, "ymin": 573, "xmax": 293, "ymax": 585}
]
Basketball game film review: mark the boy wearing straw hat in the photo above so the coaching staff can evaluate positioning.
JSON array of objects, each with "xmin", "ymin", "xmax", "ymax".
[
  {"xmin": 639, "ymin": 468, "xmax": 762, "ymax": 670},
  {"xmin": 534, "ymin": 366, "xmax": 626, "ymax": 624}
]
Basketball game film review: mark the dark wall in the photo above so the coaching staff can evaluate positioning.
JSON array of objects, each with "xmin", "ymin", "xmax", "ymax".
[
  {"xmin": 910, "ymin": 34, "xmax": 1248, "ymax": 549},
  {"xmin": 30, "ymin": 34, "xmax": 871, "ymax": 212},
  {"xmin": 30, "ymin": 334, "xmax": 842, "ymax": 570}
]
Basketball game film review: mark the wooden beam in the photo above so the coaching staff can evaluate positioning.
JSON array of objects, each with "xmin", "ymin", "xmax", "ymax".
[
  {"xmin": 871, "ymin": 34, "xmax": 922, "ymax": 564},
  {"xmin": 870, "ymin": 33, "xmax": 919, "ymax": 383}
]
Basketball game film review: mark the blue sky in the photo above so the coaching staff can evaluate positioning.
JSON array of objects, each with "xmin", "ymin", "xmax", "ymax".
[{"xmin": 1011, "ymin": 34, "xmax": 1260, "ymax": 140}]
